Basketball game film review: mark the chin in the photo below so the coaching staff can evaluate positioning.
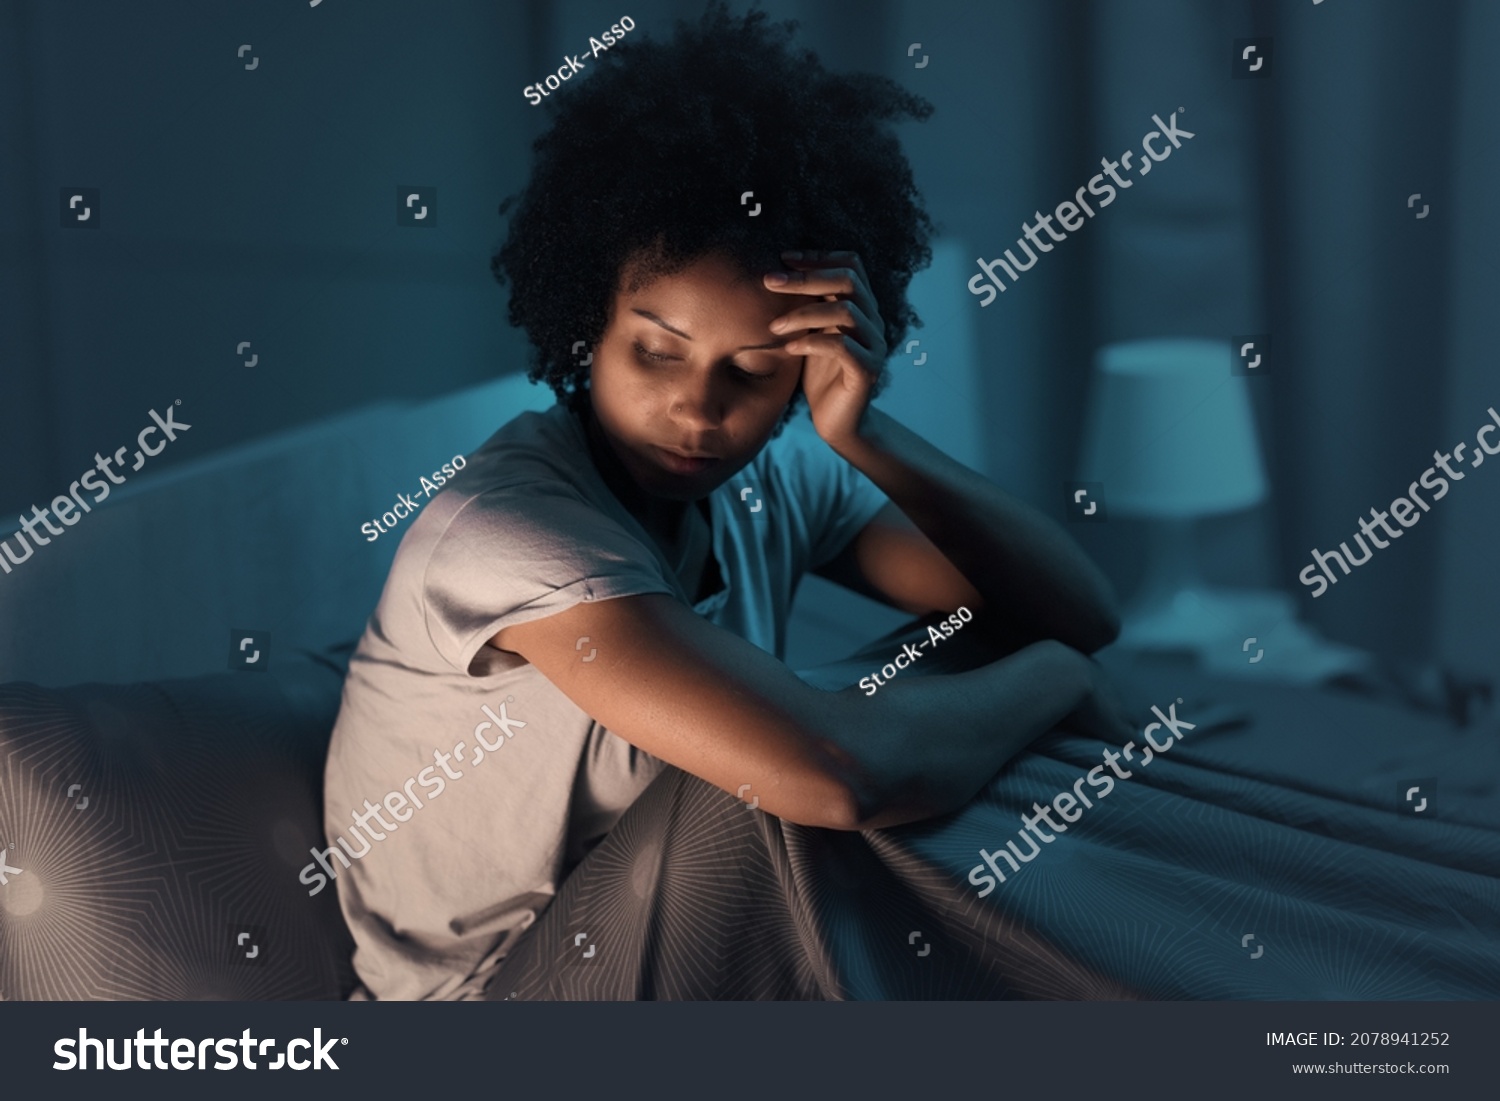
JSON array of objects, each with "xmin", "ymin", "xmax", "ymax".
[
  {"xmin": 637, "ymin": 470, "xmax": 721, "ymax": 502},
  {"xmin": 630, "ymin": 452, "xmax": 742, "ymax": 501}
]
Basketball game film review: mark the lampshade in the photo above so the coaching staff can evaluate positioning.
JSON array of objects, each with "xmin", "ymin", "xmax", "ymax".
[{"xmin": 1077, "ymin": 338, "xmax": 1268, "ymax": 518}]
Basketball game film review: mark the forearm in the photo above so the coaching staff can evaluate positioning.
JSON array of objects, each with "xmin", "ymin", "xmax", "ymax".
[
  {"xmin": 833, "ymin": 407, "xmax": 1121, "ymax": 653},
  {"xmin": 819, "ymin": 639, "xmax": 1090, "ymax": 830}
]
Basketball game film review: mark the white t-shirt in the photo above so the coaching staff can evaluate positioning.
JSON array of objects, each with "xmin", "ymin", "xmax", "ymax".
[{"xmin": 319, "ymin": 397, "xmax": 889, "ymax": 1000}]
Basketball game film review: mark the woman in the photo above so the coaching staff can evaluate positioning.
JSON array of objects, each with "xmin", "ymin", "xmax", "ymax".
[{"xmin": 321, "ymin": 3, "xmax": 1128, "ymax": 1001}]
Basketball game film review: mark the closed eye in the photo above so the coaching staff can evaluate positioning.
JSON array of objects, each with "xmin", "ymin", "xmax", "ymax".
[
  {"xmin": 633, "ymin": 341, "xmax": 674, "ymax": 363},
  {"xmin": 728, "ymin": 363, "xmax": 777, "ymax": 381},
  {"xmin": 632, "ymin": 341, "xmax": 776, "ymax": 381}
]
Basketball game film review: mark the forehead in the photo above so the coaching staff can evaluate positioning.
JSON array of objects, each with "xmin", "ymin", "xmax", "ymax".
[{"xmin": 613, "ymin": 251, "xmax": 817, "ymax": 321}]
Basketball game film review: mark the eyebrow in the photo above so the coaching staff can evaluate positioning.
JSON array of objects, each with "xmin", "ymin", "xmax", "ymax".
[{"xmin": 632, "ymin": 308, "xmax": 787, "ymax": 351}]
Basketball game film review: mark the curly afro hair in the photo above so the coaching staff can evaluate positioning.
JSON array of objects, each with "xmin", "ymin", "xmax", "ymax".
[{"xmin": 490, "ymin": 2, "xmax": 935, "ymax": 430}]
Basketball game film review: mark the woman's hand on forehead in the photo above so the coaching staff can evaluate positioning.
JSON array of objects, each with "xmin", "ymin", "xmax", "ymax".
[{"xmin": 763, "ymin": 249, "xmax": 887, "ymax": 451}]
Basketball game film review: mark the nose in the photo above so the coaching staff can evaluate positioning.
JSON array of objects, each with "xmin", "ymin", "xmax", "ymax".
[{"xmin": 668, "ymin": 371, "xmax": 724, "ymax": 430}]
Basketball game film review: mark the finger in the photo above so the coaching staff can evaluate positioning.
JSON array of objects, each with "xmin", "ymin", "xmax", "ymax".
[
  {"xmin": 764, "ymin": 265, "xmax": 860, "ymax": 297},
  {"xmin": 781, "ymin": 331, "xmax": 875, "ymax": 371},
  {"xmin": 782, "ymin": 251, "xmax": 877, "ymax": 318},
  {"xmin": 783, "ymin": 249, "xmax": 871, "ymax": 291},
  {"xmin": 764, "ymin": 263, "xmax": 878, "ymax": 319},
  {"xmin": 770, "ymin": 300, "xmax": 881, "ymax": 352}
]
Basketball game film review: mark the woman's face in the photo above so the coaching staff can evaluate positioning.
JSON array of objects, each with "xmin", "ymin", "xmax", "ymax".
[{"xmin": 586, "ymin": 251, "xmax": 817, "ymax": 502}]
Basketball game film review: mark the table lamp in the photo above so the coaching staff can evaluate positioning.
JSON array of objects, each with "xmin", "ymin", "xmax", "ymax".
[{"xmin": 1076, "ymin": 337, "xmax": 1269, "ymax": 653}]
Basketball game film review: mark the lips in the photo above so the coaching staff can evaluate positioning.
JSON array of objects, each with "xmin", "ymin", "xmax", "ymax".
[{"xmin": 653, "ymin": 446, "xmax": 719, "ymax": 475}]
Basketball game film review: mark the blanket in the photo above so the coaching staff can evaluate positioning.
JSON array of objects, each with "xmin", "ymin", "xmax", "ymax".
[{"xmin": 486, "ymin": 620, "xmax": 1500, "ymax": 1000}]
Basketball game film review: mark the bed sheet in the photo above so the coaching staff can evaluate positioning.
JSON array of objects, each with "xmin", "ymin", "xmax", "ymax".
[{"xmin": 486, "ymin": 620, "xmax": 1500, "ymax": 1000}]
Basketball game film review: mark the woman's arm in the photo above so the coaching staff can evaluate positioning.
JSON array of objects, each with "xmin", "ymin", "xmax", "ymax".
[
  {"xmin": 491, "ymin": 593, "xmax": 1096, "ymax": 831},
  {"xmin": 829, "ymin": 408, "xmax": 1122, "ymax": 654},
  {"xmin": 765, "ymin": 248, "xmax": 1121, "ymax": 655}
]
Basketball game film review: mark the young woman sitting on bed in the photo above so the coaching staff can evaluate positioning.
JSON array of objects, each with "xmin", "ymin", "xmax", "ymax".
[{"xmin": 321, "ymin": 3, "xmax": 1136, "ymax": 1001}]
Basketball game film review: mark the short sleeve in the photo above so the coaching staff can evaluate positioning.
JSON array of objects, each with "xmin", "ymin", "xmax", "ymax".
[
  {"xmin": 772, "ymin": 416, "xmax": 891, "ymax": 571},
  {"xmin": 421, "ymin": 486, "xmax": 676, "ymax": 675}
]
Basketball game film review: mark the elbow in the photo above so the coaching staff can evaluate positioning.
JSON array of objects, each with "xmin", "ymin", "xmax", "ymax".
[
  {"xmin": 766, "ymin": 776, "xmax": 867, "ymax": 831},
  {"xmin": 791, "ymin": 692, "xmax": 931, "ymax": 831},
  {"xmin": 827, "ymin": 756, "xmax": 929, "ymax": 832},
  {"xmin": 799, "ymin": 733, "xmax": 891, "ymax": 832},
  {"xmin": 1070, "ymin": 575, "xmax": 1122, "ymax": 654},
  {"xmin": 1075, "ymin": 604, "xmax": 1121, "ymax": 655},
  {"xmin": 822, "ymin": 779, "xmax": 898, "ymax": 832},
  {"xmin": 819, "ymin": 781, "xmax": 871, "ymax": 832}
]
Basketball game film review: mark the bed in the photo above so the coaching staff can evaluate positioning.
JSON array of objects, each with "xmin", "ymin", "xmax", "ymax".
[{"xmin": 486, "ymin": 617, "xmax": 1500, "ymax": 1000}]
